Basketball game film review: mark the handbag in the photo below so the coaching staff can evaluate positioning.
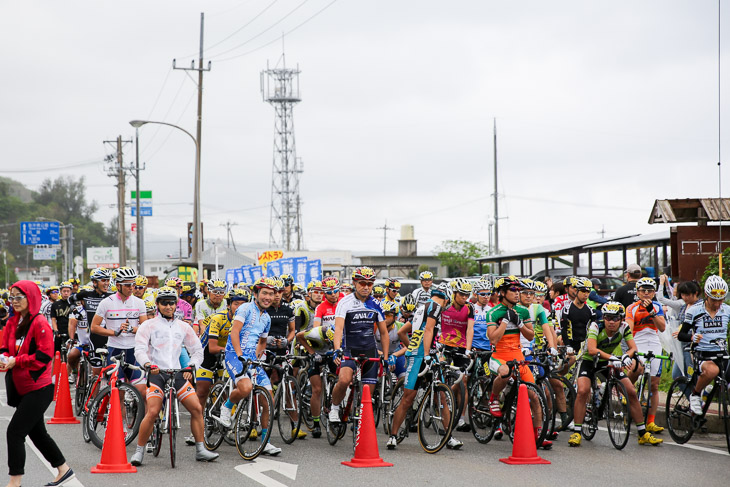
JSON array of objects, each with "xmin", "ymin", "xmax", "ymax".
[{"xmin": 5, "ymin": 369, "xmax": 20, "ymax": 407}]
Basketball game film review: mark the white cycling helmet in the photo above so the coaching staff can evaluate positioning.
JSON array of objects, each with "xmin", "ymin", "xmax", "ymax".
[{"xmin": 704, "ymin": 275, "xmax": 728, "ymax": 301}]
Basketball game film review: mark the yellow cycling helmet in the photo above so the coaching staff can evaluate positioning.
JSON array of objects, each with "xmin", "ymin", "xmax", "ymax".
[{"xmin": 135, "ymin": 275, "xmax": 148, "ymax": 287}]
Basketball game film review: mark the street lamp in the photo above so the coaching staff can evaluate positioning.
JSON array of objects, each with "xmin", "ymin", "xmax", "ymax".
[{"xmin": 129, "ymin": 120, "xmax": 203, "ymax": 281}]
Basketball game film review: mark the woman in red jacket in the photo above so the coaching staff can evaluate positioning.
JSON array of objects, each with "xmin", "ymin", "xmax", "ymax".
[{"xmin": 0, "ymin": 281, "xmax": 73, "ymax": 487}]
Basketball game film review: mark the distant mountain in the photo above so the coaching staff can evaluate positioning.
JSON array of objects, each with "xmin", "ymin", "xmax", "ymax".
[{"xmin": 0, "ymin": 176, "xmax": 35, "ymax": 203}]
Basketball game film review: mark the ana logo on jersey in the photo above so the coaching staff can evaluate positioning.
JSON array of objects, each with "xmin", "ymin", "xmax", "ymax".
[{"xmin": 352, "ymin": 312, "xmax": 375, "ymax": 320}]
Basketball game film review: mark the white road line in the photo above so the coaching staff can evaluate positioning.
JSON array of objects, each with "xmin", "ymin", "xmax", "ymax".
[
  {"xmin": 596, "ymin": 425, "xmax": 729, "ymax": 456},
  {"xmin": 0, "ymin": 417, "xmax": 86, "ymax": 486}
]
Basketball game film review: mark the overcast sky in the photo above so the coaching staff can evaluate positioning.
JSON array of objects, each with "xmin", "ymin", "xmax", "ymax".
[{"xmin": 1, "ymin": 1, "xmax": 728, "ymax": 258}]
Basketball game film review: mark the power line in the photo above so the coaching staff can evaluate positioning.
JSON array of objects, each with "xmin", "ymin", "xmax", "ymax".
[
  {"xmin": 214, "ymin": 0, "xmax": 341, "ymax": 62},
  {"xmin": 0, "ymin": 159, "xmax": 103, "ymax": 174}
]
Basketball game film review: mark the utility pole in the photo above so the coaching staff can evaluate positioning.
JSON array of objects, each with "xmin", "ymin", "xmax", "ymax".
[
  {"xmin": 377, "ymin": 220, "xmax": 394, "ymax": 256},
  {"xmin": 134, "ymin": 127, "xmax": 144, "ymax": 274},
  {"xmin": 104, "ymin": 136, "xmax": 132, "ymax": 267},
  {"xmin": 66, "ymin": 224, "xmax": 74, "ymax": 279},
  {"xmin": 493, "ymin": 118, "xmax": 499, "ymax": 256},
  {"xmin": 173, "ymin": 12, "xmax": 211, "ymax": 280},
  {"xmin": 220, "ymin": 221, "xmax": 238, "ymax": 251}
]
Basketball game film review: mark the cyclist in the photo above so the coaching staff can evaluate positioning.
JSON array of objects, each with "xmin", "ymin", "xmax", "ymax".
[
  {"xmin": 77, "ymin": 268, "xmax": 113, "ymax": 351},
  {"xmin": 329, "ymin": 267, "xmax": 390, "ymax": 423},
  {"xmin": 193, "ymin": 280, "xmax": 227, "ymax": 336},
  {"xmin": 569, "ymin": 301, "xmax": 661, "ymax": 446},
  {"xmin": 411, "ymin": 271, "xmax": 434, "ymax": 308},
  {"xmin": 198, "ymin": 279, "xmax": 209, "ymax": 300},
  {"xmin": 165, "ymin": 278, "xmax": 193, "ymax": 325},
  {"xmin": 314, "ymin": 277, "xmax": 342, "ymax": 330},
  {"xmin": 131, "ymin": 287, "xmax": 219, "ymax": 466},
  {"xmin": 91, "ymin": 267, "xmax": 148, "ymax": 395},
  {"xmin": 279, "ymin": 274, "xmax": 296, "ymax": 305},
  {"xmin": 440, "ymin": 278, "xmax": 475, "ymax": 432},
  {"xmin": 220, "ymin": 277, "xmax": 282, "ymax": 456},
  {"xmin": 66, "ymin": 291, "xmax": 92, "ymax": 380},
  {"xmin": 293, "ymin": 281, "xmax": 322, "ymax": 333},
  {"xmin": 180, "ymin": 281, "xmax": 198, "ymax": 314},
  {"xmin": 340, "ymin": 283, "xmax": 353, "ymax": 296},
  {"xmin": 266, "ymin": 278, "xmax": 295, "ymax": 360},
  {"xmin": 296, "ymin": 316, "xmax": 337, "ymax": 438},
  {"xmin": 388, "ymin": 283, "xmax": 461, "ymax": 449},
  {"xmin": 133, "ymin": 275, "xmax": 148, "ymax": 299},
  {"xmin": 372, "ymin": 285, "xmax": 386, "ymax": 303},
  {"xmin": 677, "ymin": 275, "xmax": 730, "ymax": 415},
  {"xmin": 40, "ymin": 285, "xmax": 54, "ymax": 324},
  {"xmin": 486, "ymin": 276, "xmax": 551, "ymax": 448},
  {"xmin": 553, "ymin": 276, "xmax": 577, "ymax": 324},
  {"xmin": 625, "ymin": 277, "xmax": 666, "ymax": 434},
  {"xmin": 382, "ymin": 278, "xmax": 401, "ymax": 306},
  {"xmin": 376, "ymin": 301, "xmax": 407, "ymax": 380},
  {"xmin": 560, "ymin": 277, "xmax": 597, "ymax": 358},
  {"xmin": 195, "ymin": 289, "xmax": 249, "ymax": 408},
  {"xmin": 398, "ymin": 294, "xmax": 418, "ymax": 325},
  {"xmin": 50, "ymin": 281, "xmax": 73, "ymax": 355}
]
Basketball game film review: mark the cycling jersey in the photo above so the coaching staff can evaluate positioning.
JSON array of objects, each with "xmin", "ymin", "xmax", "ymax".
[
  {"xmin": 439, "ymin": 302, "xmax": 474, "ymax": 349},
  {"xmin": 411, "ymin": 288, "xmax": 432, "ymax": 309},
  {"xmin": 76, "ymin": 288, "xmax": 112, "ymax": 324},
  {"xmin": 405, "ymin": 301, "xmax": 442, "ymax": 357},
  {"xmin": 314, "ymin": 299, "xmax": 339, "ymax": 330},
  {"xmin": 626, "ymin": 301, "xmax": 665, "ymax": 339},
  {"xmin": 552, "ymin": 294, "xmax": 570, "ymax": 321},
  {"xmin": 472, "ymin": 303, "xmax": 491, "ymax": 351},
  {"xmin": 376, "ymin": 322, "xmax": 403, "ymax": 354},
  {"xmin": 94, "ymin": 293, "xmax": 147, "ymax": 350},
  {"xmin": 135, "ymin": 314, "xmax": 203, "ymax": 370},
  {"xmin": 69, "ymin": 304, "xmax": 89, "ymax": 345},
  {"xmin": 199, "ymin": 311, "xmax": 233, "ymax": 349},
  {"xmin": 582, "ymin": 322, "xmax": 633, "ymax": 362},
  {"xmin": 528, "ymin": 303, "xmax": 549, "ymax": 350},
  {"xmin": 226, "ymin": 302, "xmax": 271, "ymax": 354},
  {"xmin": 334, "ymin": 293, "xmax": 384, "ymax": 351},
  {"xmin": 486, "ymin": 303, "xmax": 532, "ymax": 354},
  {"xmin": 680, "ymin": 302, "xmax": 730, "ymax": 352},
  {"xmin": 40, "ymin": 298, "xmax": 52, "ymax": 324},
  {"xmin": 174, "ymin": 298, "xmax": 193, "ymax": 323},
  {"xmin": 50, "ymin": 298, "xmax": 72, "ymax": 335},
  {"xmin": 194, "ymin": 299, "xmax": 226, "ymax": 326},
  {"xmin": 300, "ymin": 325, "xmax": 333, "ymax": 353},
  {"xmin": 267, "ymin": 303, "xmax": 294, "ymax": 338},
  {"xmin": 559, "ymin": 301, "xmax": 596, "ymax": 350}
]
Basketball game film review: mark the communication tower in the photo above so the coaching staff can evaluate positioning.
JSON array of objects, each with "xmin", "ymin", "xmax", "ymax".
[{"xmin": 261, "ymin": 55, "xmax": 303, "ymax": 251}]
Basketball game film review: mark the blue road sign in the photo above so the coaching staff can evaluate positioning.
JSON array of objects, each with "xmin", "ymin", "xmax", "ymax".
[
  {"xmin": 20, "ymin": 221, "xmax": 60, "ymax": 245},
  {"xmin": 131, "ymin": 207, "xmax": 152, "ymax": 216}
]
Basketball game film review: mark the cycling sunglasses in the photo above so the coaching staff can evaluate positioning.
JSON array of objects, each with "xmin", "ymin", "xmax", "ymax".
[
  {"xmin": 158, "ymin": 300, "xmax": 177, "ymax": 307},
  {"xmin": 324, "ymin": 289, "xmax": 339, "ymax": 295}
]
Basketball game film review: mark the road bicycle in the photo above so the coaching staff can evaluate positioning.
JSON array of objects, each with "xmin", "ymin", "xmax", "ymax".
[
  {"xmin": 268, "ymin": 354, "xmax": 304, "ymax": 444},
  {"xmin": 146, "ymin": 367, "xmax": 190, "ymax": 468},
  {"xmin": 634, "ymin": 350, "xmax": 671, "ymax": 424},
  {"xmin": 579, "ymin": 359, "xmax": 632, "ymax": 450}
]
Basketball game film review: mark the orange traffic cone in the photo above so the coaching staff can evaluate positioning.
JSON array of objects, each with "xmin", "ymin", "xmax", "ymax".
[
  {"xmin": 47, "ymin": 362, "xmax": 80, "ymax": 424},
  {"xmin": 499, "ymin": 384, "xmax": 550, "ymax": 465},
  {"xmin": 52, "ymin": 351, "xmax": 61, "ymax": 400},
  {"xmin": 342, "ymin": 386, "xmax": 394, "ymax": 468},
  {"xmin": 91, "ymin": 381, "xmax": 137, "ymax": 473}
]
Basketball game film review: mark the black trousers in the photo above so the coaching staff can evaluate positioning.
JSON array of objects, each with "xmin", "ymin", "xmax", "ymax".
[{"xmin": 7, "ymin": 385, "xmax": 65, "ymax": 476}]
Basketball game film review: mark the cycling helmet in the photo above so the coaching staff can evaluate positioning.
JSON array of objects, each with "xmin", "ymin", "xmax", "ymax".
[
  {"xmin": 227, "ymin": 288, "xmax": 251, "ymax": 303},
  {"xmin": 165, "ymin": 277, "xmax": 182, "ymax": 288},
  {"xmin": 115, "ymin": 266, "xmax": 138, "ymax": 282},
  {"xmin": 534, "ymin": 281, "xmax": 548, "ymax": 294},
  {"xmin": 430, "ymin": 282, "xmax": 450, "ymax": 299},
  {"xmin": 68, "ymin": 278, "xmax": 80, "ymax": 286},
  {"xmin": 381, "ymin": 301, "xmax": 399, "ymax": 315},
  {"xmin": 493, "ymin": 275, "xmax": 521, "ymax": 292},
  {"xmin": 574, "ymin": 277, "xmax": 594, "ymax": 291},
  {"xmin": 144, "ymin": 300, "xmax": 156, "ymax": 312},
  {"xmin": 207, "ymin": 279, "xmax": 227, "ymax": 294},
  {"xmin": 384, "ymin": 278, "xmax": 401, "ymax": 290},
  {"xmin": 156, "ymin": 286, "xmax": 178, "ymax": 301},
  {"xmin": 135, "ymin": 275, "xmax": 148, "ymax": 287},
  {"xmin": 198, "ymin": 279, "xmax": 209, "ymax": 289},
  {"xmin": 373, "ymin": 285, "xmax": 385, "ymax": 296},
  {"xmin": 704, "ymin": 275, "xmax": 728, "ymax": 300},
  {"xmin": 279, "ymin": 274, "xmax": 294, "ymax": 287},
  {"xmin": 179, "ymin": 281, "xmax": 196, "ymax": 296},
  {"xmin": 635, "ymin": 277, "xmax": 656, "ymax": 290},
  {"xmin": 253, "ymin": 277, "xmax": 279, "ymax": 293},
  {"xmin": 59, "ymin": 281, "xmax": 72, "ymax": 290},
  {"xmin": 601, "ymin": 301, "xmax": 626, "ymax": 319},
  {"xmin": 307, "ymin": 280, "xmax": 323, "ymax": 292},
  {"xmin": 91, "ymin": 268, "xmax": 112, "ymax": 281},
  {"xmin": 519, "ymin": 278, "xmax": 537, "ymax": 290},
  {"xmin": 352, "ymin": 266, "xmax": 376, "ymax": 282},
  {"xmin": 46, "ymin": 286, "xmax": 59, "ymax": 295},
  {"xmin": 562, "ymin": 276, "xmax": 578, "ymax": 287},
  {"xmin": 341, "ymin": 283, "xmax": 353, "ymax": 293},
  {"xmin": 401, "ymin": 294, "xmax": 417, "ymax": 313},
  {"xmin": 449, "ymin": 278, "xmax": 473, "ymax": 295},
  {"xmin": 419, "ymin": 271, "xmax": 434, "ymax": 281},
  {"xmin": 322, "ymin": 276, "xmax": 341, "ymax": 292}
]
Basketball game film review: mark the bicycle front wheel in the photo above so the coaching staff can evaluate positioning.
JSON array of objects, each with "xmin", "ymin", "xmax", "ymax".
[
  {"xmin": 468, "ymin": 376, "xmax": 496, "ymax": 444},
  {"xmin": 276, "ymin": 376, "xmax": 302, "ymax": 444},
  {"xmin": 351, "ymin": 386, "xmax": 361, "ymax": 454},
  {"xmin": 637, "ymin": 374, "xmax": 650, "ymax": 424},
  {"xmin": 169, "ymin": 389, "xmax": 177, "ymax": 468},
  {"xmin": 86, "ymin": 382, "xmax": 144, "ymax": 449},
  {"xmin": 74, "ymin": 361, "xmax": 88, "ymax": 416},
  {"xmin": 719, "ymin": 380, "xmax": 730, "ymax": 454},
  {"xmin": 297, "ymin": 369, "xmax": 315, "ymax": 431},
  {"xmin": 324, "ymin": 375, "xmax": 345, "ymax": 446},
  {"xmin": 504, "ymin": 382, "xmax": 549, "ymax": 446},
  {"xmin": 553, "ymin": 374, "xmax": 576, "ymax": 431},
  {"xmin": 538, "ymin": 378, "xmax": 556, "ymax": 437},
  {"xmin": 417, "ymin": 382, "xmax": 455, "ymax": 454},
  {"xmin": 606, "ymin": 380, "xmax": 630, "ymax": 450},
  {"xmin": 666, "ymin": 377, "xmax": 694, "ymax": 444},
  {"xmin": 235, "ymin": 386, "xmax": 274, "ymax": 461},
  {"xmin": 203, "ymin": 382, "xmax": 226, "ymax": 451}
]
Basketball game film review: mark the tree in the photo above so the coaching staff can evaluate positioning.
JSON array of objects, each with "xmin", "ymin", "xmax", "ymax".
[
  {"xmin": 34, "ymin": 176, "xmax": 98, "ymax": 220},
  {"xmin": 701, "ymin": 247, "xmax": 730, "ymax": 292},
  {"xmin": 436, "ymin": 240, "xmax": 489, "ymax": 277}
]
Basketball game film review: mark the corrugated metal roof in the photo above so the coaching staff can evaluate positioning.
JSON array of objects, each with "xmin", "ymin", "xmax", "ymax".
[
  {"xmin": 477, "ymin": 235, "xmax": 636, "ymax": 263},
  {"xmin": 583, "ymin": 231, "xmax": 670, "ymax": 249}
]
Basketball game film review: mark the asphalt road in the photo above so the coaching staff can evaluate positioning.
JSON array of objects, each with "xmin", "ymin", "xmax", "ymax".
[{"xmin": 0, "ymin": 382, "xmax": 727, "ymax": 487}]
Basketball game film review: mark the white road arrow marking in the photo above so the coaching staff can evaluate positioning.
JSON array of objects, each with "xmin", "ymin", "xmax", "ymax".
[{"xmin": 235, "ymin": 458, "xmax": 298, "ymax": 487}]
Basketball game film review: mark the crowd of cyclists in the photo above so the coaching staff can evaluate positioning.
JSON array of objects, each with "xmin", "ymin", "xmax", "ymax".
[{"xmin": 1, "ymin": 262, "xmax": 728, "ymax": 469}]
